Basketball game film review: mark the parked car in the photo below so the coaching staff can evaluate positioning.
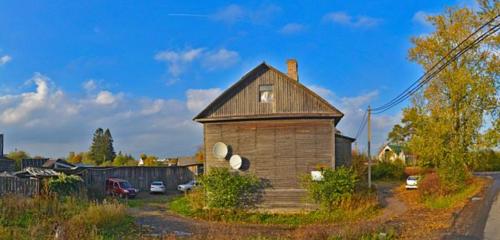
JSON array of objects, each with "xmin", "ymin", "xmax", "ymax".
[
  {"xmin": 105, "ymin": 178, "xmax": 138, "ymax": 198},
  {"xmin": 150, "ymin": 181, "xmax": 166, "ymax": 194},
  {"xmin": 406, "ymin": 175, "xmax": 420, "ymax": 189},
  {"xmin": 177, "ymin": 180, "xmax": 197, "ymax": 192}
]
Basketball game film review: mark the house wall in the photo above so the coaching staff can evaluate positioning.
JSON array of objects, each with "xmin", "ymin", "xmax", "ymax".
[
  {"xmin": 204, "ymin": 119, "xmax": 335, "ymax": 190},
  {"xmin": 335, "ymin": 136, "xmax": 353, "ymax": 167}
]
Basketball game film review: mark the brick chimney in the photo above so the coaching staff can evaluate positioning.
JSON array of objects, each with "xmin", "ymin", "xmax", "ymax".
[
  {"xmin": 0, "ymin": 134, "xmax": 3, "ymax": 157},
  {"xmin": 286, "ymin": 59, "xmax": 298, "ymax": 81}
]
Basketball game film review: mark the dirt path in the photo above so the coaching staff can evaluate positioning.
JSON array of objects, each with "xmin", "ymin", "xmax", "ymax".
[
  {"xmin": 128, "ymin": 184, "xmax": 409, "ymax": 239},
  {"xmin": 376, "ymin": 182, "xmax": 408, "ymax": 221}
]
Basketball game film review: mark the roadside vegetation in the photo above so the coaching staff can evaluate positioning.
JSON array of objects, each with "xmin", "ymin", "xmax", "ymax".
[
  {"xmin": 169, "ymin": 167, "xmax": 380, "ymax": 227},
  {"xmin": 0, "ymin": 173, "xmax": 137, "ymax": 240}
]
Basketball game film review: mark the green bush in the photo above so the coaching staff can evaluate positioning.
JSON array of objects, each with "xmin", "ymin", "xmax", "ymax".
[
  {"xmin": 302, "ymin": 167, "xmax": 358, "ymax": 211},
  {"xmin": 371, "ymin": 161, "xmax": 405, "ymax": 181},
  {"xmin": 47, "ymin": 173, "xmax": 84, "ymax": 197},
  {"xmin": 473, "ymin": 149, "xmax": 500, "ymax": 171},
  {"xmin": 199, "ymin": 167, "xmax": 264, "ymax": 209}
]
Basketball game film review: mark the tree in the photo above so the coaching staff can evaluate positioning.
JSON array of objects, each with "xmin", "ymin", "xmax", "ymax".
[
  {"xmin": 112, "ymin": 152, "xmax": 137, "ymax": 166},
  {"xmin": 7, "ymin": 150, "xmax": 30, "ymax": 170},
  {"xmin": 194, "ymin": 145, "xmax": 204, "ymax": 163},
  {"xmin": 142, "ymin": 154, "xmax": 159, "ymax": 166},
  {"xmin": 89, "ymin": 128, "xmax": 116, "ymax": 165},
  {"xmin": 405, "ymin": 1, "xmax": 499, "ymax": 191}
]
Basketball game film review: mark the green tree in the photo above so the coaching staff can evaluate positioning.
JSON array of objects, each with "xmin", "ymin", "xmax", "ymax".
[
  {"xmin": 112, "ymin": 152, "xmax": 137, "ymax": 166},
  {"xmin": 405, "ymin": 1, "xmax": 499, "ymax": 191},
  {"xmin": 89, "ymin": 128, "xmax": 116, "ymax": 165}
]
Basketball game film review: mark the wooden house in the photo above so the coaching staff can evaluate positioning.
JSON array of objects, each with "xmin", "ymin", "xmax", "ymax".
[{"xmin": 193, "ymin": 60, "xmax": 354, "ymax": 208}]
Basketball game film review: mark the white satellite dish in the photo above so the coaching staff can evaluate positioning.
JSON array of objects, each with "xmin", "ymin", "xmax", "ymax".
[
  {"xmin": 213, "ymin": 142, "xmax": 228, "ymax": 160},
  {"xmin": 229, "ymin": 155, "xmax": 243, "ymax": 170}
]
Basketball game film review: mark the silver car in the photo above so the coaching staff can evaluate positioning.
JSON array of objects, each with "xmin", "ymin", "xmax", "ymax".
[
  {"xmin": 150, "ymin": 181, "xmax": 166, "ymax": 194},
  {"xmin": 177, "ymin": 180, "xmax": 197, "ymax": 192}
]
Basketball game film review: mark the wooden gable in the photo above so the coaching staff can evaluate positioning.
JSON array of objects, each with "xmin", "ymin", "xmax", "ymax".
[{"xmin": 194, "ymin": 63, "xmax": 344, "ymax": 123}]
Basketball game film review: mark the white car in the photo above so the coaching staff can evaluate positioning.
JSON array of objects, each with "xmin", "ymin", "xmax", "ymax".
[
  {"xmin": 406, "ymin": 176, "xmax": 419, "ymax": 189},
  {"xmin": 177, "ymin": 180, "xmax": 197, "ymax": 192},
  {"xmin": 150, "ymin": 181, "xmax": 166, "ymax": 194}
]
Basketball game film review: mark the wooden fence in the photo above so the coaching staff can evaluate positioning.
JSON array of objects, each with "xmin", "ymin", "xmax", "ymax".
[
  {"xmin": 0, "ymin": 166, "xmax": 195, "ymax": 197},
  {"xmin": 0, "ymin": 176, "xmax": 39, "ymax": 196},
  {"xmin": 80, "ymin": 166, "xmax": 195, "ymax": 193}
]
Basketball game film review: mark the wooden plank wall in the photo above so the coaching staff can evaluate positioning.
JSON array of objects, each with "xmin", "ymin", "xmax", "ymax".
[
  {"xmin": 203, "ymin": 68, "xmax": 338, "ymax": 119},
  {"xmin": 204, "ymin": 119, "xmax": 334, "ymax": 189},
  {"xmin": 0, "ymin": 176, "xmax": 39, "ymax": 196},
  {"xmin": 335, "ymin": 136, "xmax": 353, "ymax": 167},
  {"xmin": 80, "ymin": 166, "xmax": 194, "ymax": 193}
]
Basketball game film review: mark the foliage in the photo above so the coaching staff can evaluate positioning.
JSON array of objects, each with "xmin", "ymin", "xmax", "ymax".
[
  {"xmin": 396, "ymin": 1, "xmax": 499, "ymax": 191},
  {"xmin": 169, "ymin": 192, "xmax": 379, "ymax": 226},
  {"xmin": 194, "ymin": 145, "xmax": 205, "ymax": 164},
  {"xmin": 372, "ymin": 161, "xmax": 405, "ymax": 181},
  {"xmin": 302, "ymin": 167, "xmax": 358, "ymax": 211},
  {"xmin": 351, "ymin": 149, "xmax": 369, "ymax": 180},
  {"xmin": 112, "ymin": 151, "xmax": 137, "ymax": 166},
  {"xmin": 140, "ymin": 153, "xmax": 160, "ymax": 166},
  {"xmin": 472, "ymin": 149, "xmax": 500, "ymax": 171},
  {"xmin": 6, "ymin": 150, "xmax": 30, "ymax": 170},
  {"xmin": 199, "ymin": 167, "xmax": 263, "ymax": 209},
  {"xmin": 47, "ymin": 173, "xmax": 84, "ymax": 196},
  {"xmin": 89, "ymin": 128, "xmax": 116, "ymax": 165},
  {"xmin": 422, "ymin": 177, "xmax": 486, "ymax": 209},
  {"xmin": 0, "ymin": 195, "xmax": 135, "ymax": 239},
  {"xmin": 387, "ymin": 123, "xmax": 412, "ymax": 146}
]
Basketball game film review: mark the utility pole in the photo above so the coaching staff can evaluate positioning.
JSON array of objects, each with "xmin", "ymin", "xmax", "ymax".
[{"xmin": 367, "ymin": 106, "xmax": 372, "ymax": 188}]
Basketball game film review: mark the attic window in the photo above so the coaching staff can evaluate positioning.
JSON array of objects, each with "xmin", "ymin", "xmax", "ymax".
[{"xmin": 259, "ymin": 85, "xmax": 274, "ymax": 103}]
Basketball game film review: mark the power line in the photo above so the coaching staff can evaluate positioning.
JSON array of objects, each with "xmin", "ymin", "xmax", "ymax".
[
  {"xmin": 354, "ymin": 110, "xmax": 368, "ymax": 140},
  {"xmin": 371, "ymin": 14, "xmax": 499, "ymax": 114},
  {"xmin": 373, "ymin": 21, "xmax": 499, "ymax": 114}
]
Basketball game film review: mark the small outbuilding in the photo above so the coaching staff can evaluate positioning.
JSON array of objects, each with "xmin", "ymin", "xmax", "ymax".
[{"xmin": 194, "ymin": 60, "xmax": 355, "ymax": 208}]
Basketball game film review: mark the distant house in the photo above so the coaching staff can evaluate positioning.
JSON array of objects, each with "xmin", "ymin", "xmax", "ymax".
[
  {"xmin": 378, "ymin": 144, "xmax": 415, "ymax": 165},
  {"xmin": 194, "ymin": 60, "xmax": 355, "ymax": 208},
  {"xmin": 42, "ymin": 159, "xmax": 77, "ymax": 170},
  {"xmin": 177, "ymin": 156, "xmax": 203, "ymax": 176},
  {"xmin": 21, "ymin": 158, "xmax": 49, "ymax": 170}
]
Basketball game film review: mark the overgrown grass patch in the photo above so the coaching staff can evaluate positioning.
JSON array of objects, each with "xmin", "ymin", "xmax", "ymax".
[
  {"xmin": 168, "ymin": 193, "xmax": 380, "ymax": 227},
  {"xmin": 423, "ymin": 177, "xmax": 486, "ymax": 209}
]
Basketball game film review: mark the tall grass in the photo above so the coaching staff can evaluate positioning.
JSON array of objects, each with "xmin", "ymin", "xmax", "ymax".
[{"xmin": 0, "ymin": 194, "xmax": 135, "ymax": 240}]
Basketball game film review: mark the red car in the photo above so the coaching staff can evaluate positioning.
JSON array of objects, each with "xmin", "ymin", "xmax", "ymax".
[{"xmin": 105, "ymin": 178, "xmax": 138, "ymax": 198}]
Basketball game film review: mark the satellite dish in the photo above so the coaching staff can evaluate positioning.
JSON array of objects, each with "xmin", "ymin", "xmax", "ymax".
[
  {"xmin": 229, "ymin": 155, "xmax": 243, "ymax": 170},
  {"xmin": 213, "ymin": 142, "xmax": 228, "ymax": 160}
]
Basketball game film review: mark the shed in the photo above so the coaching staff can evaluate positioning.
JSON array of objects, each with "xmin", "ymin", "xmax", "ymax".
[{"xmin": 194, "ymin": 60, "xmax": 355, "ymax": 208}]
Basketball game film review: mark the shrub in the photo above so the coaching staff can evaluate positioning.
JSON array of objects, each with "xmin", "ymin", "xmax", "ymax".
[
  {"xmin": 47, "ymin": 173, "xmax": 84, "ymax": 197},
  {"xmin": 199, "ymin": 167, "xmax": 264, "ymax": 209},
  {"xmin": 302, "ymin": 167, "xmax": 358, "ymax": 211},
  {"xmin": 418, "ymin": 172, "xmax": 443, "ymax": 197},
  {"xmin": 371, "ymin": 161, "xmax": 405, "ymax": 181}
]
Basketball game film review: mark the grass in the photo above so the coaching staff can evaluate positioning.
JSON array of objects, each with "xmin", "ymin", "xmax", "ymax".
[
  {"xmin": 0, "ymin": 194, "xmax": 138, "ymax": 240},
  {"xmin": 168, "ymin": 194, "xmax": 380, "ymax": 227},
  {"xmin": 423, "ymin": 177, "xmax": 486, "ymax": 209}
]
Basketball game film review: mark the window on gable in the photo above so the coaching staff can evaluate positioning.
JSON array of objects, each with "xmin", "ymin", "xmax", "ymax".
[{"xmin": 259, "ymin": 85, "xmax": 274, "ymax": 103}]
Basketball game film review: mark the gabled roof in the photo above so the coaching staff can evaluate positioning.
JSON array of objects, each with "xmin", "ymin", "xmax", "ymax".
[{"xmin": 194, "ymin": 62, "xmax": 344, "ymax": 123}]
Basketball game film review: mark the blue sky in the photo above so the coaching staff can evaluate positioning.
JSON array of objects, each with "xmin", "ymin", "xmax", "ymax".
[{"xmin": 0, "ymin": 0, "xmax": 473, "ymax": 158}]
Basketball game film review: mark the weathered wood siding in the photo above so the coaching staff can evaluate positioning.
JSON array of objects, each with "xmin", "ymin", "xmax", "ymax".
[
  {"xmin": 0, "ymin": 176, "xmax": 40, "ymax": 196},
  {"xmin": 197, "ymin": 66, "xmax": 342, "ymax": 121},
  {"xmin": 0, "ymin": 160, "xmax": 15, "ymax": 172},
  {"xmin": 335, "ymin": 135, "xmax": 353, "ymax": 167},
  {"xmin": 204, "ymin": 119, "xmax": 335, "ymax": 189}
]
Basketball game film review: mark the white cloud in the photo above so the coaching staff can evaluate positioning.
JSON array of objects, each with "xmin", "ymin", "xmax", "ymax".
[
  {"xmin": 154, "ymin": 48, "xmax": 205, "ymax": 77},
  {"xmin": 412, "ymin": 11, "xmax": 434, "ymax": 28},
  {"xmin": 279, "ymin": 23, "xmax": 306, "ymax": 34},
  {"xmin": 211, "ymin": 4, "xmax": 281, "ymax": 24},
  {"xmin": 212, "ymin": 4, "xmax": 245, "ymax": 24},
  {"xmin": 186, "ymin": 88, "xmax": 223, "ymax": 113},
  {"xmin": 95, "ymin": 91, "xmax": 119, "ymax": 105},
  {"xmin": 0, "ymin": 55, "xmax": 12, "ymax": 65},
  {"xmin": 0, "ymin": 74, "xmax": 204, "ymax": 158},
  {"xmin": 323, "ymin": 12, "xmax": 381, "ymax": 28},
  {"xmin": 155, "ymin": 48, "xmax": 240, "ymax": 80},
  {"xmin": 308, "ymin": 84, "xmax": 400, "ymax": 152},
  {"xmin": 83, "ymin": 79, "xmax": 97, "ymax": 91},
  {"xmin": 202, "ymin": 49, "xmax": 240, "ymax": 70}
]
